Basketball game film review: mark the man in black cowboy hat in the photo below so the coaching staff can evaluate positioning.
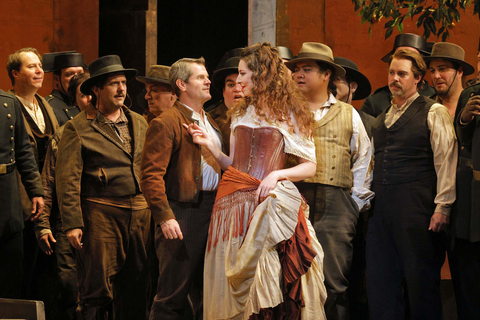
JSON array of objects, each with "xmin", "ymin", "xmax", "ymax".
[
  {"xmin": 209, "ymin": 56, "xmax": 243, "ymax": 154},
  {"xmin": 56, "ymin": 55, "xmax": 150, "ymax": 319},
  {"xmin": 453, "ymin": 42, "xmax": 480, "ymax": 319},
  {"xmin": 367, "ymin": 49, "xmax": 457, "ymax": 319},
  {"xmin": 287, "ymin": 42, "xmax": 373, "ymax": 320},
  {"xmin": 43, "ymin": 51, "xmax": 86, "ymax": 126},
  {"xmin": 361, "ymin": 33, "xmax": 436, "ymax": 117}
]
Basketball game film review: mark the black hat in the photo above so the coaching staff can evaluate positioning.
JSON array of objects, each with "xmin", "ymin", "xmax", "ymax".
[
  {"xmin": 334, "ymin": 57, "xmax": 372, "ymax": 100},
  {"xmin": 424, "ymin": 42, "xmax": 475, "ymax": 76},
  {"xmin": 43, "ymin": 51, "xmax": 87, "ymax": 73},
  {"xmin": 381, "ymin": 33, "xmax": 430, "ymax": 63},
  {"xmin": 212, "ymin": 57, "xmax": 241, "ymax": 93},
  {"xmin": 80, "ymin": 55, "xmax": 138, "ymax": 94},
  {"xmin": 136, "ymin": 65, "xmax": 171, "ymax": 86},
  {"xmin": 275, "ymin": 46, "xmax": 294, "ymax": 60},
  {"xmin": 215, "ymin": 48, "xmax": 244, "ymax": 71}
]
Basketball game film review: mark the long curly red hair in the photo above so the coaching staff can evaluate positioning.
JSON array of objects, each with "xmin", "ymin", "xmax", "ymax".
[{"xmin": 229, "ymin": 42, "xmax": 314, "ymax": 138}]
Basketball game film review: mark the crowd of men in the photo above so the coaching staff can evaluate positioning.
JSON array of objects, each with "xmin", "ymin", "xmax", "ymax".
[{"xmin": 0, "ymin": 33, "xmax": 480, "ymax": 320}]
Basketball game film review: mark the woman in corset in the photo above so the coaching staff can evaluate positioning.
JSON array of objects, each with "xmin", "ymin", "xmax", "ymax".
[{"xmin": 185, "ymin": 42, "xmax": 327, "ymax": 320}]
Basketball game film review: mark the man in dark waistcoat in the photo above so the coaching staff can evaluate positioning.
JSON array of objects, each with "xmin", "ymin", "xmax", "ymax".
[
  {"xmin": 361, "ymin": 33, "xmax": 435, "ymax": 117},
  {"xmin": 43, "ymin": 51, "xmax": 86, "ymax": 126},
  {"xmin": 454, "ymin": 60, "xmax": 480, "ymax": 319},
  {"xmin": 367, "ymin": 49, "xmax": 457, "ymax": 320},
  {"xmin": 0, "ymin": 90, "xmax": 44, "ymax": 298},
  {"xmin": 208, "ymin": 56, "xmax": 243, "ymax": 155},
  {"xmin": 7, "ymin": 47, "xmax": 59, "ymax": 300},
  {"xmin": 56, "ymin": 55, "xmax": 150, "ymax": 319}
]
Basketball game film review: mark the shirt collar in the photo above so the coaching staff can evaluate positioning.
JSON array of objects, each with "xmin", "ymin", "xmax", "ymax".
[
  {"xmin": 391, "ymin": 92, "xmax": 420, "ymax": 112},
  {"xmin": 177, "ymin": 100, "xmax": 203, "ymax": 121}
]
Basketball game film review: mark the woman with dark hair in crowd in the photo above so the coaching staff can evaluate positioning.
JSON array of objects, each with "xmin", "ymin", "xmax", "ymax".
[{"xmin": 185, "ymin": 42, "xmax": 326, "ymax": 320}]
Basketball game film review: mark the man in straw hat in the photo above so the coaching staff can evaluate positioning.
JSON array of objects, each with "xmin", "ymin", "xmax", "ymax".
[
  {"xmin": 367, "ymin": 49, "xmax": 457, "ymax": 319},
  {"xmin": 56, "ymin": 55, "xmax": 150, "ymax": 319},
  {"xmin": 361, "ymin": 33, "xmax": 435, "ymax": 117},
  {"xmin": 141, "ymin": 57, "xmax": 222, "ymax": 319},
  {"xmin": 209, "ymin": 55, "xmax": 243, "ymax": 154},
  {"xmin": 136, "ymin": 65, "xmax": 176, "ymax": 123},
  {"xmin": 454, "ymin": 40, "xmax": 480, "ymax": 319},
  {"xmin": 43, "ymin": 51, "xmax": 86, "ymax": 126},
  {"xmin": 286, "ymin": 42, "xmax": 373, "ymax": 320}
]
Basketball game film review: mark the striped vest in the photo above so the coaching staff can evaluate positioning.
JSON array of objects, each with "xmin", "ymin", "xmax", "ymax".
[{"xmin": 305, "ymin": 101, "xmax": 353, "ymax": 188}]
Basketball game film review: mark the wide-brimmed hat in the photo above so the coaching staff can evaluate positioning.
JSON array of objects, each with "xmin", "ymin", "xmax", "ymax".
[
  {"xmin": 275, "ymin": 46, "xmax": 294, "ymax": 60},
  {"xmin": 424, "ymin": 42, "xmax": 474, "ymax": 76},
  {"xmin": 215, "ymin": 47, "xmax": 244, "ymax": 71},
  {"xmin": 43, "ymin": 51, "xmax": 87, "ymax": 73},
  {"xmin": 136, "ymin": 65, "xmax": 171, "ymax": 86},
  {"xmin": 285, "ymin": 42, "xmax": 345, "ymax": 77},
  {"xmin": 334, "ymin": 57, "xmax": 371, "ymax": 100},
  {"xmin": 80, "ymin": 55, "xmax": 138, "ymax": 94},
  {"xmin": 381, "ymin": 33, "xmax": 431, "ymax": 62},
  {"xmin": 211, "ymin": 57, "xmax": 241, "ymax": 93}
]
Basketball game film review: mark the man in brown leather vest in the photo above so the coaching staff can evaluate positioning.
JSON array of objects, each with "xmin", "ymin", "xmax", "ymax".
[
  {"xmin": 286, "ymin": 42, "xmax": 373, "ymax": 320},
  {"xmin": 367, "ymin": 49, "xmax": 457, "ymax": 320},
  {"xmin": 141, "ymin": 57, "xmax": 222, "ymax": 319}
]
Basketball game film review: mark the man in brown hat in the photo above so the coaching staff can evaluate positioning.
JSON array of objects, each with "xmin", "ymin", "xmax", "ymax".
[
  {"xmin": 136, "ymin": 65, "xmax": 176, "ymax": 122},
  {"xmin": 43, "ymin": 51, "xmax": 86, "ymax": 126},
  {"xmin": 286, "ymin": 42, "xmax": 373, "ymax": 320},
  {"xmin": 361, "ymin": 33, "xmax": 435, "ymax": 117},
  {"xmin": 367, "ymin": 49, "xmax": 457, "ymax": 319},
  {"xmin": 141, "ymin": 57, "xmax": 222, "ymax": 319},
  {"xmin": 56, "ymin": 55, "xmax": 150, "ymax": 319},
  {"xmin": 209, "ymin": 56, "xmax": 243, "ymax": 154}
]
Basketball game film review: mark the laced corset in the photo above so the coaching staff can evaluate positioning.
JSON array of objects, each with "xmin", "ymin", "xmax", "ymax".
[{"xmin": 232, "ymin": 125, "xmax": 288, "ymax": 180}]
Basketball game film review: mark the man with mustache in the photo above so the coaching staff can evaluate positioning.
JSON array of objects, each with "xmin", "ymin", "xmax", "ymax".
[
  {"xmin": 367, "ymin": 49, "xmax": 457, "ymax": 319},
  {"xmin": 141, "ymin": 57, "xmax": 222, "ymax": 319},
  {"xmin": 7, "ymin": 47, "xmax": 59, "ymax": 299},
  {"xmin": 56, "ymin": 55, "xmax": 150, "ymax": 319}
]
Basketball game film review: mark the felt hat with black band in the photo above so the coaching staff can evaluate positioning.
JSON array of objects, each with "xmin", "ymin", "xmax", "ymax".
[
  {"xmin": 381, "ymin": 33, "xmax": 431, "ymax": 62},
  {"xmin": 215, "ymin": 47, "xmax": 244, "ymax": 71},
  {"xmin": 211, "ymin": 56, "xmax": 241, "ymax": 93},
  {"xmin": 43, "ymin": 51, "xmax": 87, "ymax": 73},
  {"xmin": 285, "ymin": 42, "xmax": 345, "ymax": 77},
  {"xmin": 424, "ymin": 42, "xmax": 474, "ymax": 76},
  {"xmin": 136, "ymin": 65, "xmax": 171, "ymax": 86},
  {"xmin": 80, "ymin": 55, "xmax": 138, "ymax": 94},
  {"xmin": 334, "ymin": 57, "xmax": 372, "ymax": 100},
  {"xmin": 275, "ymin": 46, "xmax": 294, "ymax": 61}
]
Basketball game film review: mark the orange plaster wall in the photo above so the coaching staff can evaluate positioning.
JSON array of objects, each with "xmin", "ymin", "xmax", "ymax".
[
  {"xmin": 286, "ymin": 0, "xmax": 480, "ymax": 109},
  {"xmin": 0, "ymin": 0, "xmax": 98, "ymax": 97}
]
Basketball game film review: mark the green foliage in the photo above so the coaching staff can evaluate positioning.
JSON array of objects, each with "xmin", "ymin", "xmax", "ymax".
[{"xmin": 352, "ymin": 0, "xmax": 479, "ymax": 40}]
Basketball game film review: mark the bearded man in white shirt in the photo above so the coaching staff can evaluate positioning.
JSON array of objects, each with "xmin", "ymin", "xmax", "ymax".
[{"xmin": 367, "ymin": 49, "xmax": 457, "ymax": 320}]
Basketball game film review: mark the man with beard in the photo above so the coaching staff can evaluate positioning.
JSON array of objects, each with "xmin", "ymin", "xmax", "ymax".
[
  {"xmin": 367, "ymin": 49, "xmax": 457, "ymax": 319},
  {"xmin": 209, "ymin": 56, "xmax": 243, "ymax": 154},
  {"xmin": 56, "ymin": 55, "xmax": 150, "ymax": 319},
  {"xmin": 361, "ymin": 33, "xmax": 435, "ymax": 117},
  {"xmin": 141, "ymin": 57, "xmax": 222, "ymax": 319},
  {"xmin": 43, "ymin": 51, "xmax": 86, "ymax": 126}
]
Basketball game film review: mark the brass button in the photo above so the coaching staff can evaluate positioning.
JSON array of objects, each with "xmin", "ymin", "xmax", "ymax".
[
  {"xmin": 10, "ymin": 125, "xmax": 13, "ymax": 130},
  {"xmin": 331, "ymin": 166, "xmax": 335, "ymax": 170},
  {"xmin": 10, "ymin": 159, "xmax": 13, "ymax": 163},
  {"xmin": 461, "ymin": 146, "xmax": 465, "ymax": 150},
  {"xmin": 471, "ymin": 92, "xmax": 475, "ymax": 97},
  {"xmin": 7, "ymin": 114, "xmax": 11, "ymax": 119},
  {"xmin": 11, "ymin": 148, "xmax": 14, "ymax": 152},
  {"xmin": 10, "ymin": 137, "xmax": 14, "ymax": 141},
  {"xmin": 70, "ymin": 116, "xmax": 73, "ymax": 119},
  {"xmin": 65, "ymin": 109, "xmax": 69, "ymax": 113},
  {"xmin": 3, "ymin": 102, "xmax": 7, "ymax": 107},
  {"xmin": 332, "ymin": 155, "xmax": 336, "ymax": 158}
]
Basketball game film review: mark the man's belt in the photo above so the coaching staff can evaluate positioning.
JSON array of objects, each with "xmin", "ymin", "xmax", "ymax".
[
  {"xmin": 0, "ymin": 162, "xmax": 15, "ymax": 174},
  {"xmin": 458, "ymin": 157, "xmax": 473, "ymax": 169}
]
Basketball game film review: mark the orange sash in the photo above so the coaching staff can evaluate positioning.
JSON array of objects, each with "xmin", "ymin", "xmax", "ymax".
[{"xmin": 215, "ymin": 166, "xmax": 261, "ymax": 201}]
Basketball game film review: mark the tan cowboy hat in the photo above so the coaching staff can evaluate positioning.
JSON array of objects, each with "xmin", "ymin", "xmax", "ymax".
[
  {"xmin": 424, "ymin": 42, "xmax": 474, "ymax": 76},
  {"xmin": 285, "ymin": 42, "xmax": 345, "ymax": 77},
  {"xmin": 136, "ymin": 65, "xmax": 171, "ymax": 86}
]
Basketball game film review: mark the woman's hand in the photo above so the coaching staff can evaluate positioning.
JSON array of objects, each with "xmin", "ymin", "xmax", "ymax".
[
  {"xmin": 255, "ymin": 170, "xmax": 281, "ymax": 203},
  {"xmin": 183, "ymin": 123, "xmax": 213, "ymax": 148}
]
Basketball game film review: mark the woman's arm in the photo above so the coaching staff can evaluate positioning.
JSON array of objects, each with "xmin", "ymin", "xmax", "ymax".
[{"xmin": 183, "ymin": 123, "xmax": 234, "ymax": 170}]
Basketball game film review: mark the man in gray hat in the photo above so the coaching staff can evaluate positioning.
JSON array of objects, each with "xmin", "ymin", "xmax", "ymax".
[
  {"xmin": 136, "ymin": 65, "xmax": 176, "ymax": 123},
  {"xmin": 43, "ymin": 51, "xmax": 86, "ymax": 126},
  {"xmin": 361, "ymin": 33, "xmax": 436, "ymax": 117},
  {"xmin": 286, "ymin": 42, "xmax": 373, "ymax": 320},
  {"xmin": 209, "ymin": 56, "xmax": 243, "ymax": 154},
  {"xmin": 56, "ymin": 55, "xmax": 150, "ymax": 319}
]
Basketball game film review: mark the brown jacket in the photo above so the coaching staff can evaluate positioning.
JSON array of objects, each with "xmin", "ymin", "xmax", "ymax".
[
  {"xmin": 141, "ymin": 101, "xmax": 222, "ymax": 225},
  {"xmin": 56, "ymin": 107, "xmax": 148, "ymax": 231}
]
